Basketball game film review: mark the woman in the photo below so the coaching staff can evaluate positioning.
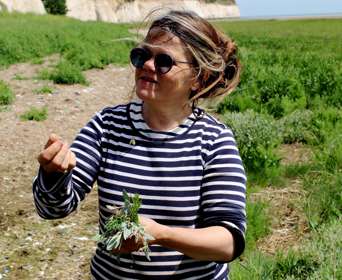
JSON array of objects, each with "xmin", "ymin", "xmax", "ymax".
[{"xmin": 33, "ymin": 10, "xmax": 246, "ymax": 280}]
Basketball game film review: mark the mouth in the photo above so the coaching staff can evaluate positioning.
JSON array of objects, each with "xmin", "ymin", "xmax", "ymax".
[{"xmin": 139, "ymin": 76, "xmax": 158, "ymax": 83}]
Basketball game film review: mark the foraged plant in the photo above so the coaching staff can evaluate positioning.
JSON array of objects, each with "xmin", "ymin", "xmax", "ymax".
[{"xmin": 94, "ymin": 191, "xmax": 153, "ymax": 260}]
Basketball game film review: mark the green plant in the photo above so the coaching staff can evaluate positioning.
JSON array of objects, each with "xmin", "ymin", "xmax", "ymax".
[
  {"xmin": 0, "ymin": 80, "xmax": 15, "ymax": 105},
  {"xmin": 304, "ymin": 171, "xmax": 341, "ymax": 229},
  {"xmin": 94, "ymin": 191, "xmax": 153, "ymax": 260},
  {"xmin": 20, "ymin": 107, "xmax": 48, "ymax": 121},
  {"xmin": 50, "ymin": 60, "xmax": 87, "ymax": 85},
  {"xmin": 271, "ymin": 250, "xmax": 319, "ymax": 280},
  {"xmin": 279, "ymin": 110, "xmax": 322, "ymax": 145},
  {"xmin": 245, "ymin": 201, "xmax": 270, "ymax": 250},
  {"xmin": 34, "ymin": 85, "xmax": 53, "ymax": 94},
  {"xmin": 42, "ymin": 0, "xmax": 67, "ymax": 15},
  {"xmin": 223, "ymin": 110, "xmax": 281, "ymax": 175},
  {"xmin": 13, "ymin": 74, "xmax": 28, "ymax": 80}
]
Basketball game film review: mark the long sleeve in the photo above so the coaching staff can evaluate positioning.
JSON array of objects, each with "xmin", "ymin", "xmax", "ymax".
[
  {"xmin": 200, "ymin": 127, "xmax": 247, "ymax": 260},
  {"xmin": 32, "ymin": 111, "xmax": 104, "ymax": 219}
]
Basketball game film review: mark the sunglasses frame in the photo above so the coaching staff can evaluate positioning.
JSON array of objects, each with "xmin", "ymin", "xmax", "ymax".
[{"xmin": 130, "ymin": 47, "xmax": 193, "ymax": 74}]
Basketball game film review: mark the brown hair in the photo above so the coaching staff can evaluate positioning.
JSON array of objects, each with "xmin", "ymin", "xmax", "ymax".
[{"xmin": 148, "ymin": 10, "xmax": 241, "ymax": 103}]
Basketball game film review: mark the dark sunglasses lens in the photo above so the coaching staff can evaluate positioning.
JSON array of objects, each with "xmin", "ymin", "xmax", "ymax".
[
  {"xmin": 130, "ymin": 48, "xmax": 149, "ymax": 68},
  {"xmin": 155, "ymin": 53, "xmax": 173, "ymax": 74}
]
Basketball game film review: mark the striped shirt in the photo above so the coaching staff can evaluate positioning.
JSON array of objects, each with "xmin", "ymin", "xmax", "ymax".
[{"xmin": 33, "ymin": 100, "xmax": 247, "ymax": 280}]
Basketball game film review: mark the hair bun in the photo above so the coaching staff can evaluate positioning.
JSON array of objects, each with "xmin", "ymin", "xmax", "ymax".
[{"xmin": 224, "ymin": 54, "xmax": 238, "ymax": 80}]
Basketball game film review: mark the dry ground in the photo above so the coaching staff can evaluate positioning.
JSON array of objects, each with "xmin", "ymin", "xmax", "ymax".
[{"xmin": 0, "ymin": 57, "xmax": 308, "ymax": 279}]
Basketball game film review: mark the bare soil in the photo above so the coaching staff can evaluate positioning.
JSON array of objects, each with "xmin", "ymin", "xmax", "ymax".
[
  {"xmin": 0, "ymin": 57, "xmax": 310, "ymax": 279},
  {"xmin": 0, "ymin": 57, "xmax": 133, "ymax": 279}
]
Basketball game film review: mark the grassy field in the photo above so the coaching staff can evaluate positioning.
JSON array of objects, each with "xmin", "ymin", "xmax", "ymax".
[{"xmin": 0, "ymin": 12, "xmax": 341, "ymax": 279}]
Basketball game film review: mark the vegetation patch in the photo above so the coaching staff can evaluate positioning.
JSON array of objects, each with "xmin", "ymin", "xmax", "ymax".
[
  {"xmin": 0, "ymin": 80, "xmax": 14, "ymax": 105},
  {"xmin": 20, "ymin": 107, "xmax": 48, "ymax": 121},
  {"xmin": 34, "ymin": 85, "xmax": 53, "ymax": 95}
]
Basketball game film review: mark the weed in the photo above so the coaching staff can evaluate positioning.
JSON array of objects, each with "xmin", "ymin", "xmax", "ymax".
[
  {"xmin": 13, "ymin": 74, "xmax": 28, "ymax": 80},
  {"xmin": 20, "ymin": 107, "xmax": 48, "ymax": 121},
  {"xmin": 34, "ymin": 85, "xmax": 53, "ymax": 94},
  {"xmin": 50, "ymin": 60, "xmax": 87, "ymax": 85},
  {"xmin": 245, "ymin": 201, "xmax": 270, "ymax": 251},
  {"xmin": 0, "ymin": 80, "xmax": 15, "ymax": 105}
]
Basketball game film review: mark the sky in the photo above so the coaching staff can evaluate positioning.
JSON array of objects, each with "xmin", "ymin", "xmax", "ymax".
[{"xmin": 236, "ymin": 0, "xmax": 342, "ymax": 18}]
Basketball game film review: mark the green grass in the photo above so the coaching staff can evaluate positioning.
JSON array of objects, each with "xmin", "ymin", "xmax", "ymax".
[
  {"xmin": 0, "ymin": 80, "xmax": 14, "ymax": 105},
  {"xmin": 0, "ymin": 12, "xmax": 135, "ymax": 83},
  {"xmin": 231, "ymin": 220, "xmax": 341, "ymax": 279},
  {"xmin": 20, "ymin": 107, "xmax": 48, "ymax": 121},
  {"xmin": 213, "ymin": 18, "xmax": 342, "ymax": 279},
  {"xmin": 216, "ymin": 19, "xmax": 342, "ymax": 117},
  {"xmin": 34, "ymin": 85, "xmax": 53, "ymax": 94}
]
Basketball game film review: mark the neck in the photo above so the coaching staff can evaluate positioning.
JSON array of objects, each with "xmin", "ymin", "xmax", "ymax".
[{"xmin": 142, "ymin": 101, "xmax": 192, "ymax": 131}]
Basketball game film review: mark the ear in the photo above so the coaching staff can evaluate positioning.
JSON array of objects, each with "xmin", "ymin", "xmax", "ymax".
[{"xmin": 191, "ymin": 80, "xmax": 200, "ymax": 92}]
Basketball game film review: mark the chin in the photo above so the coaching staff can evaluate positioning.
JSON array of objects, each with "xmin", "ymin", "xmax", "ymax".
[{"xmin": 136, "ymin": 89, "xmax": 156, "ymax": 101}]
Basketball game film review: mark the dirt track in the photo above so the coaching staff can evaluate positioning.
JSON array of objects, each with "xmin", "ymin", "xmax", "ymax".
[{"xmin": 0, "ymin": 57, "xmax": 133, "ymax": 279}]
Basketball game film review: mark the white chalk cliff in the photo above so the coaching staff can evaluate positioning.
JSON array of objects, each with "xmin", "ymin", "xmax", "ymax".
[
  {"xmin": 0, "ymin": 0, "xmax": 240, "ymax": 22},
  {"xmin": 0, "ymin": 0, "xmax": 46, "ymax": 14},
  {"xmin": 66, "ymin": 0, "xmax": 240, "ymax": 22}
]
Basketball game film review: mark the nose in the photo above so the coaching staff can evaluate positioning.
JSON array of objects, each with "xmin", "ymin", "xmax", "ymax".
[{"xmin": 143, "ymin": 57, "xmax": 156, "ymax": 72}]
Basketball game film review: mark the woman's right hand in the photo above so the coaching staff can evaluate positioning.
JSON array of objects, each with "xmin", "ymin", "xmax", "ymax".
[{"xmin": 37, "ymin": 134, "xmax": 76, "ymax": 174}]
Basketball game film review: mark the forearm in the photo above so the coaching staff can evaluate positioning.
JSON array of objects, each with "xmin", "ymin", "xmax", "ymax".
[
  {"xmin": 152, "ymin": 224, "xmax": 235, "ymax": 262},
  {"xmin": 33, "ymin": 170, "xmax": 77, "ymax": 219}
]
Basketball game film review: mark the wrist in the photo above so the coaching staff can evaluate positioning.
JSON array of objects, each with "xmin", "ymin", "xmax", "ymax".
[{"xmin": 150, "ymin": 222, "xmax": 170, "ymax": 245}]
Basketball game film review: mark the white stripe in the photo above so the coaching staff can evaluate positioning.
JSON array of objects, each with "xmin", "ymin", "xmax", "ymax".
[
  {"xmin": 202, "ymin": 190, "xmax": 246, "ymax": 198},
  {"xmin": 214, "ymin": 263, "xmax": 227, "ymax": 279},
  {"xmin": 104, "ymin": 158, "xmax": 203, "ymax": 172},
  {"xmin": 202, "ymin": 199, "xmax": 245, "ymax": 208},
  {"xmin": 73, "ymin": 139, "xmax": 101, "ymax": 158},
  {"xmin": 202, "ymin": 180, "xmax": 245, "ymax": 189},
  {"xmin": 95, "ymin": 252, "xmax": 216, "ymax": 276},
  {"xmin": 205, "ymin": 163, "xmax": 244, "ymax": 171},
  {"xmin": 99, "ymin": 203, "xmax": 199, "ymax": 213},
  {"xmin": 99, "ymin": 191, "xmax": 200, "ymax": 202},
  {"xmin": 104, "ymin": 149, "xmax": 202, "ymax": 162},
  {"xmin": 203, "ymin": 172, "xmax": 247, "ymax": 181},
  {"xmin": 92, "ymin": 258, "xmax": 136, "ymax": 280},
  {"xmin": 101, "ymin": 169, "xmax": 202, "ymax": 182},
  {"xmin": 103, "ymin": 138, "xmax": 201, "ymax": 154},
  {"xmin": 98, "ymin": 176, "xmax": 200, "ymax": 192}
]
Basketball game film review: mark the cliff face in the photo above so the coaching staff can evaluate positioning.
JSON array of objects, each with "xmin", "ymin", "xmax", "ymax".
[
  {"xmin": 66, "ymin": 0, "xmax": 240, "ymax": 22},
  {"xmin": 0, "ymin": 0, "xmax": 240, "ymax": 22},
  {"xmin": 0, "ymin": 0, "xmax": 45, "ymax": 14}
]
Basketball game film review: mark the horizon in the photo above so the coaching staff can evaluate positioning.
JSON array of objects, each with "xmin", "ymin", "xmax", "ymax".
[{"xmin": 236, "ymin": 0, "xmax": 342, "ymax": 18}]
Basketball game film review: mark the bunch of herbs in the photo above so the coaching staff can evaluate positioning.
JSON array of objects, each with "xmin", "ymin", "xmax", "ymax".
[{"xmin": 94, "ymin": 191, "xmax": 153, "ymax": 260}]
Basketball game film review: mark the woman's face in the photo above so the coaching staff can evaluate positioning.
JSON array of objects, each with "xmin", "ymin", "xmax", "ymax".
[{"xmin": 134, "ymin": 28, "xmax": 197, "ymax": 107}]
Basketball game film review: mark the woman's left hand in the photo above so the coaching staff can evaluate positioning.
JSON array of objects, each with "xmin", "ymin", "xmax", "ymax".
[{"xmin": 111, "ymin": 215, "xmax": 163, "ymax": 254}]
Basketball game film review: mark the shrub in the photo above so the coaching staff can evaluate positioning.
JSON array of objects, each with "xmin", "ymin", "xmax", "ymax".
[
  {"xmin": 50, "ymin": 60, "xmax": 87, "ymax": 85},
  {"xmin": 20, "ymin": 107, "xmax": 48, "ymax": 121},
  {"xmin": 279, "ymin": 110, "xmax": 321, "ymax": 145},
  {"xmin": 0, "ymin": 80, "xmax": 15, "ymax": 106},
  {"xmin": 223, "ymin": 110, "xmax": 281, "ymax": 174},
  {"xmin": 304, "ymin": 171, "xmax": 342, "ymax": 229},
  {"xmin": 271, "ymin": 251, "xmax": 319, "ymax": 280},
  {"xmin": 42, "ymin": 0, "xmax": 67, "ymax": 15},
  {"xmin": 245, "ymin": 201, "xmax": 270, "ymax": 251}
]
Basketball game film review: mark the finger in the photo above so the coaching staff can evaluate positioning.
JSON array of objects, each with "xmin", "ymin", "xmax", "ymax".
[
  {"xmin": 60, "ymin": 149, "xmax": 71, "ymax": 172},
  {"xmin": 38, "ymin": 140, "xmax": 64, "ymax": 166},
  {"xmin": 43, "ymin": 142, "xmax": 69, "ymax": 173},
  {"xmin": 68, "ymin": 150, "xmax": 77, "ymax": 171},
  {"xmin": 44, "ymin": 133, "xmax": 62, "ymax": 149}
]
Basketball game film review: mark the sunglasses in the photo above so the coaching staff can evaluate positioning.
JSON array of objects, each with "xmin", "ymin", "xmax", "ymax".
[{"xmin": 130, "ymin": 47, "xmax": 192, "ymax": 74}]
